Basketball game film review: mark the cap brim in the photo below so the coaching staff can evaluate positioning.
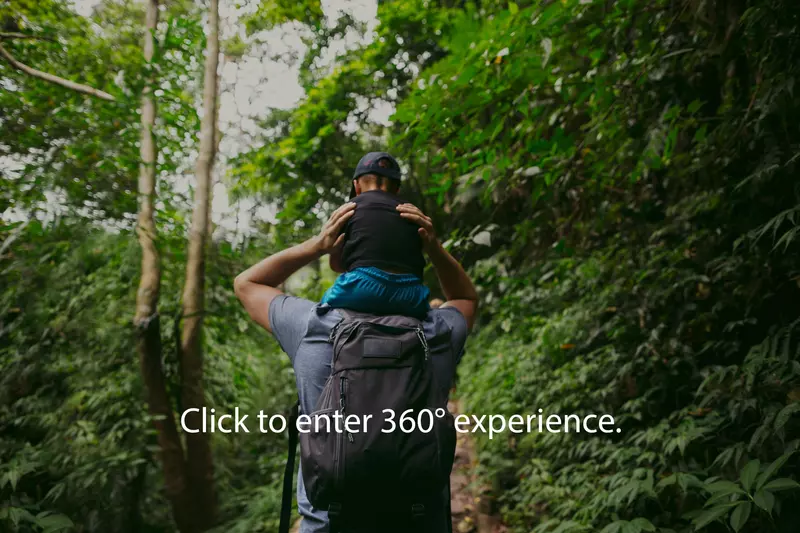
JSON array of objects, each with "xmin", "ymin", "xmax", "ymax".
[{"xmin": 349, "ymin": 183, "xmax": 357, "ymax": 199}]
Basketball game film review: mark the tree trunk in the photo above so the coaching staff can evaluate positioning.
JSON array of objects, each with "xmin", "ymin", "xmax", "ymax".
[
  {"xmin": 123, "ymin": 455, "xmax": 148, "ymax": 533},
  {"xmin": 179, "ymin": 0, "xmax": 220, "ymax": 528},
  {"xmin": 135, "ymin": 1, "xmax": 195, "ymax": 531}
]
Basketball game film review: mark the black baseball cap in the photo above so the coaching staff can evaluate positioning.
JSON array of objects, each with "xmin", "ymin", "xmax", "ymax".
[{"xmin": 350, "ymin": 151, "xmax": 402, "ymax": 199}]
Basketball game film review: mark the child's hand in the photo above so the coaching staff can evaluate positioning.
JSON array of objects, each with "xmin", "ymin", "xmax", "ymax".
[{"xmin": 315, "ymin": 202, "xmax": 355, "ymax": 255}]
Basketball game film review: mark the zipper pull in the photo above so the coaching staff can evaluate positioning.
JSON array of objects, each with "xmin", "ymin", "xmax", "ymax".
[
  {"xmin": 340, "ymin": 377, "xmax": 353, "ymax": 442},
  {"xmin": 416, "ymin": 327, "xmax": 429, "ymax": 360}
]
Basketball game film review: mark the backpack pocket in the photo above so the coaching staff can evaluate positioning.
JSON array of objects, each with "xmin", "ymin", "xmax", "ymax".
[{"xmin": 299, "ymin": 407, "xmax": 341, "ymax": 507}]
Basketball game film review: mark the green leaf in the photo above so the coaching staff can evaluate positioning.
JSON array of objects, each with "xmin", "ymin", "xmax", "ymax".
[
  {"xmin": 740, "ymin": 459, "xmax": 760, "ymax": 492},
  {"xmin": 705, "ymin": 480, "xmax": 744, "ymax": 495},
  {"xmin": 763, "ymin": 478, "xmax": 800, "ymax": 492},
  {"xmin": 729, "ymin": 502, "xmax": 751, "ymax": 532},
  {"xmin": 656, "ymin": 474, "xmax": 677, "ymax": 491},
  {"xmin": 599, "ymin": 521, "xmax": 624, "ymax": 533},
  {"xmin": 753, "ymin": 489, "xmax": 775, "ymax": 515},
  {"xmin": 688, "ymin": 100, "xmax": 702, "ymax": 113},
  {"xmin": 756, "ymin": 451, "xmax": 793, "ymax": 489},
  {"xmin": 508, "ymin": 2, "xmax": 519, "ymax": 15},
  {"xmin": 551, "ymin": 521, "xmax": 589, "ymax": 533},
  {"xmin": 774, "ymin": 403, "xmax": 800, "ymax": 430},
  {"xmin": 8, "ymin": 469, "xmax": 21, "ymax": 491},
  {"xmin": 694, "ymin": 125, "xmax": 707, "ymax": 143},
  {"xmin": 630, "ymin": 518, "xmax": 655, "ymax": 532},
  {"xmin": 704, "ymin": 491, "xmax": 741, "ymax": 508},
  {"xmin": 36, "ymin": 513, "xmax": 74, "ymax": 533},
  {"xmin": 6, "ymin": 507, "xmax": 36, "ymax": 526},
  {"xmin": 693, "ymin": 505, "xmax": 731, "ymax": 530},
  {"xmin": 621, "ymin": 523, "xmax": 640, "ymax": 533}
]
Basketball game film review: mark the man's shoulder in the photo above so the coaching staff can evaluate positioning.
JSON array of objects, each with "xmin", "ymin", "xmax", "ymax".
[
  {"xmin": 269, "ymin": 295, "xmax": 469, "ymax": 368},
  {"xmin": 424, "ymin": 306, "xmax": 469, "ymax": 354},
  {"xmin": 269, "ymin": 295, "xmax": 336, "ymax": 337},
  {"xmin": 425, "ymin": 306, "xmax": 468, "ymax": 335},
  {"xmin": 270, "ymin": 295, "xmax": 467, "ymax": 343}
]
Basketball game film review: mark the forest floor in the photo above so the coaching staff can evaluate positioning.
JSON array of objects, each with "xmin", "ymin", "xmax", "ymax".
[{"xmin": 449, "ymin": 399, "xmax": 507, "ymax": 533}]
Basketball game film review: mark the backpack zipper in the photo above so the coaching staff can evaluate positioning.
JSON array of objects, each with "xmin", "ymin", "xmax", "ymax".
[
  {"xmin": 415, "ymin": 326, "xmax": 429, "ymax": 360},
  {"xmin": 333, "ymin": 376, "xmax": 350, "ymax": 492},
  {"xmin": 340, "ymin": 377, "xmax": 354, "ymax": 443}
]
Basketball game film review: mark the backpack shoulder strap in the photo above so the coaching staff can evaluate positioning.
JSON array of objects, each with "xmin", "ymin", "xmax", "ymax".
[
  {"xmin": 335, "ymin": 308, "xmax": 372, "ymax": 321},
  {"xmin": 279, "ymin": 401, "xmax": 300, "ymax": 533},
  {"xmin": 336, "ymin": 308, "xmax": 424, "ymax": 327}
]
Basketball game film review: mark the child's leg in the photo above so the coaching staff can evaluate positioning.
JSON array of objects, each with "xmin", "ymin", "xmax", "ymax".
[
  {"xmin": 320, "ymin": 270, "xmax": 387, "ymax": 313},
  {"xmin": 379, "ymin": 276, "xmax": 431, "ymax": 319},
  {"xmin": 322, "ymin": 267, "xmax": 430, "ymax": 318}
]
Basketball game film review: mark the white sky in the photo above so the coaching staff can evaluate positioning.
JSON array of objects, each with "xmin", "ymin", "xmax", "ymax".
[
  {"xmin": 204, "ymin": 0, "xmax": 386, "ymax": 241},
  {"xmin": 3, "ymin": 0, "xmax": 388, "ymax": 241}
]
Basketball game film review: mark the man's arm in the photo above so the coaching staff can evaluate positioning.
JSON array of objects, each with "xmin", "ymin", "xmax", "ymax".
[
  {"xmin": 234, "ymin": 202, "xmax": 355, "ymax": 333},
  {"xmin": 396, "ymin": 203, "xmax": 478, "ymax": 330},
  {"xmin": 426, "ymin": 241, "xmax": 479, "ymax": 328}
]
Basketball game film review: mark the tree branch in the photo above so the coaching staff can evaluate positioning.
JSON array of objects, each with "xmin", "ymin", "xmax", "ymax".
[
  {"xmin": 0, "ymin": 32, "xmax": 56, "ymax": 42},
  {"xmin": 0, "ymin": 43, "xmax": 115, "ymax": 101}
]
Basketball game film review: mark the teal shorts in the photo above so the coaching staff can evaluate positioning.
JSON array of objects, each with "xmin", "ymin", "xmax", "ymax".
[{"xmin": 320, "ymin": 266, "xmax": 431, "ymax": 319}]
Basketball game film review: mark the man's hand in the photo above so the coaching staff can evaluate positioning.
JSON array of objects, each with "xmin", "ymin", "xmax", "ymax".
[
  {"xmin": 234, "ymin": 202, "xmax": 355, "ymax": 333},
  {"xmin": 396, "ymin": 203, "xmax": 437, "ymax": 252},
  {"xmin": 397, "ymin": 202, "xmax": 479, "ymax": 330},
  {"xmin": 315, "ymin": 202, "xmax": 356, "ymax": 255}
]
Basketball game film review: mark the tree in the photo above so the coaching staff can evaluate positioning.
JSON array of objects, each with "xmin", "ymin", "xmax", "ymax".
[
  {"xmin": 133, "ymin": 1, "xmax": 195, "ymax": 531},
  {"xmin": 179, "ymin": 0, "xmax": 221, "ymax": 526}
]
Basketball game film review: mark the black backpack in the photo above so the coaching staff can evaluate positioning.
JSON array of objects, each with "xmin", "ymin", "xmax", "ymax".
[{"xmin": 279, "ymin": 310, "xmax": 456, "ymax": 533}]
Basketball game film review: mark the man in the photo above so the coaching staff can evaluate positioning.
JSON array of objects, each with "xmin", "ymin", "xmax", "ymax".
[{"xmin": 234, "ymin": 196, "xmax": 478, "ymax": 532}]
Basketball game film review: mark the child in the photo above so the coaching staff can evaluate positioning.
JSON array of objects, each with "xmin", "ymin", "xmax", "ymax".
[{"xmin": 320, "ymin": 152, "xmax": 431, "ymax": 319}]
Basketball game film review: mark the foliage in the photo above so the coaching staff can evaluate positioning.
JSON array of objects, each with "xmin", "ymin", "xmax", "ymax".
[
  {"xmin": 429, "ymin": 1, "xmax": 800, "ymax": 531},
  {"xmin": 0, "ymin": 0, "xmax": 203, "ymax": 221},
  {"xmin": 4, "ymin": 0, "xmax": 800, "ymax": 531},
  {"xmin": 232, "ymin": 0, "xmax": 800, "ymax": 532},
  {"xmin": 0, "ymin": 219, "xmax": 294, "ymax": 532},
  {"xmin": 243, "ymin": 0, "xmax": 324, "ymax": 34},
  {"xmin": 230, "ymin": 0, "xmax": 451, "ymax": 247}
]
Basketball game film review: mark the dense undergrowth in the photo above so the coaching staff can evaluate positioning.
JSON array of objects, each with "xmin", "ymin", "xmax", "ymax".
[
  {"xmin": 0, "ymin": 223, "xmax": 295, "ymax": 532},
  {"xmin": 459, "ymin": 207, "xmax": 800, "ymax": 532},
  {"xmin": 232, "ymin": 3, "xmax": 800, "ymax": 530},
  {"xmin": 3, "ymin": 0, "xmax": 800, "ymax": 531},
  {"xmin": 440, "ymin": 1, "xmax": 800, "ymax": 532}
]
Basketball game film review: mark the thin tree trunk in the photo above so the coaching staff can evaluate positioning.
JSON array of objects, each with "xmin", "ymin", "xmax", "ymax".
[
  {"xmin": 207, "ymin": 78, "xmax": 222, "ymax": 242},
  {"xmin": 135, "ymin": 2, "xmax": 194, "ymax": 531},
  {"xmin": 179, "ymin": 0, "xmax": 220, "ymax": 528}
]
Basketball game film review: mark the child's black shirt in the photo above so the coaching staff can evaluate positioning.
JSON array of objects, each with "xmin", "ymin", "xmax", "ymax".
[{"xmin": 341, "ymin": 190, "xmax": 426, "ymax": 279}]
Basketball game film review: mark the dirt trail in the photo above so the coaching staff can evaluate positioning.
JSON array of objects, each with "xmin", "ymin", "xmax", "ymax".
[{"xmin": 448, "ymin": 400, "xmax": 506, "ymax": 533}]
